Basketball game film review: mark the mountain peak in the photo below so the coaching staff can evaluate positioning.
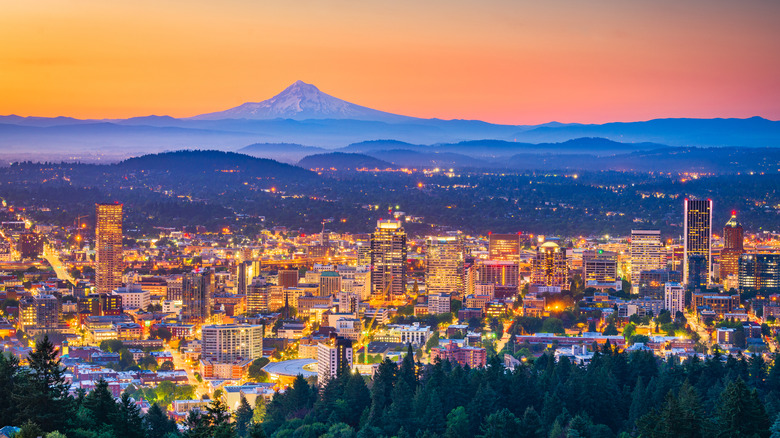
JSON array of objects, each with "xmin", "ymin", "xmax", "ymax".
[{"xmin": 191, "ymin": 81, "xmax": 414, "ymax": 122}]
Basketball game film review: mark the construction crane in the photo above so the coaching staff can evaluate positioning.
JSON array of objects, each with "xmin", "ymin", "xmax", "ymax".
[{"xmin": 74, "ymin": 215, "xmax": 89, "ymax": 229}]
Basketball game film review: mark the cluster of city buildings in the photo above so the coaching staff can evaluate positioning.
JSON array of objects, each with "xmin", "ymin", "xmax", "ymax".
[{"xmin": 1, "ymin": 197, "xmax": 780, "ymax": 414}]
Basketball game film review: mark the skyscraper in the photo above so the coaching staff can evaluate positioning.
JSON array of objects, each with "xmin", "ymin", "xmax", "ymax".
[
  {"xmin": 739, "ymin": 254, "xmax": 780, "ymax": 290},
  {"xmin": 683, "ymin": 198, "xmax": 712, "ymax": 287},
  {"xmin": 531, "ymin": 242, "xmax": 568, "ymax": 290},
  {"xmin": 488, "ymin": 233, "xmax": 521, "ymax": 261},
  {"xmin": 720, "ymin": 212, "xmax": 744, "ymax": 286},
  {"xmin": 370, "ymin": 219, "xmax": 407, "ymax": 298},
  {"xmin": 95, "ymin": 203, "xmax": 123, "ymax": 294},
  {"xmin": 182, "ymin": 269, "xmax": 214, "ymax": 324},
  {"xmin": 582, "ymin": 250, "xmax": 618, "ymax": 283},
  {"xmin": 425, "ymin": 236, "xmax": 465, "ymax": 297},
  {"xmin": 630, "ymin": 230, "xmax": 664, "ymax": 281}
]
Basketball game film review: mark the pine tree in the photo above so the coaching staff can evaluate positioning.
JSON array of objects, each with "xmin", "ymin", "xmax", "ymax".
[
  {"xmin": 0, "ymin": 352, "xmax": 21, "ymax": 424},
  {"xmin": 83, "ymin": 379, "xmax": 120, "ymax": 427},
  {"xmin": 234, "ymin": 396, "xmax": 254, "ymax": 438},
  {"xmin": 144, "ymin": 403, "xmax": 178, "ymax": 438},
  {"xmin": 253, "ymin": 395, "xmax": 266, "ymax": 424},
  {"xmin": 113, "ymin": 392, "xmax": 145, "ymax": 438},
  {"xmin": 716, "ymin": 377, "xmax": 771, "ymax": 438},
  {"xmin": 519, "ymin": 406, "xmax": 543, "ymax": 438},
  {"xmin": 444, "ymin": 406, "xmax": 469, "ymax": 438},
  {"xmin": 477, "ymin": 408, "xmax": 520, "ymax": 438},
  {"xmin": 15, "ymin": 335, "xmax": 74, "ymax": 432}
]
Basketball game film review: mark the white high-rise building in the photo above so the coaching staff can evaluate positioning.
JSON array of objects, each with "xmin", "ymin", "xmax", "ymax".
[
  {"xmin": 317, "ymin": 337, "xmax": 353, "ymax": 384},
  {"xmin": 630, "ymin": 230, "xmax": 664, "ymax": 293},
  {"xmin": 202, "ymin": 324, "xmax": 264, "ymax": 363},
  {"xmin": 664, "ymin": 282, "xmax": 685, "ymax": 314}
]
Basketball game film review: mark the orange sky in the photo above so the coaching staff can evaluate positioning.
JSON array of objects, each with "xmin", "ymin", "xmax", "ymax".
[{"xmin": 2, "ymin": 0, "xmax": 779, "ymax": 124}]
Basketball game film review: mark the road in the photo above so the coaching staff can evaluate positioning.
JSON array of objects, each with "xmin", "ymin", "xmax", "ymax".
[
  {"xmin": 43, "ymin": 244, "xmax": 76, "ymax": 284},
  {"xmin": 166, "ymin": 343, "xmax": 208, "ymax": 398}
]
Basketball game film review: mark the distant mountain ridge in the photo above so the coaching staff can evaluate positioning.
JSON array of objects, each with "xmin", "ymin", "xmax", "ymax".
[{"xmin": 1, "ymin": 81, "xmax": 779, "ymax": 161}]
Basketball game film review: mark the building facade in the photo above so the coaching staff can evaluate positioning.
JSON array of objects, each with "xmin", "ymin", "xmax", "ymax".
[
  {"xmin": 683, "ymin": 198, "xmax": 712, "ymax": 287},
  {"xmin": 720, "ymin": 213, "xmax": 744, "ymax": 287},
  {"xmin": 425, "ymin": 236, "xmax": 465, "ymax": 296},
  {"xmin": 370, "ymin": 220, "xmax": 407, "ymax": 298},
  {"xmin": 532, "ymin": 242, "xmax": 568, "ymax": 289},
  {"xmin": 664, "ymin": 282, "xmax": 685, "ymax": 314},
  {"xmin": 95, "ymin": 203, "xmax": 123, "ymax": 294},
  {"xmin": 201, "ymin": 324, "xmax": 264, "ymax": 363}
]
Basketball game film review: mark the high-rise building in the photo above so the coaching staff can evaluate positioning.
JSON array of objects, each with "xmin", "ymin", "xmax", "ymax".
[
  {"xmin": 582, "ymin": 250, "xmax": 618, "ymax": 283},
  {"xmin": 317, "ymin": 335, "xmax": 353, "ymax": 384},
  {"xmin": 488, "ymin": 233, "xmax": 521, "ymax": 261},
  {"xmin": 687, "ymin": 254, "xmax": 708, "ymax": 290},
  {"xmin": 532, "ymin": 242, "xmax": 568, "ymax": 289},
  {"xmin": 201, "ymin": 324, "xmax": 264, "ymax": 363},
  {"xmin": 370, "ymin": 220, "xmax": 407, "ymax": 298},
  {"xmin": 683, "ymin": 198, "xmax": 712, "ymax": 287},
  {"xmin": 319, "ymin": 271, "xmax": 341, "ymax": 296},
  {"xmin": 477, "ymin": 260, "xmax": 519, "ymax": 298},
  {"xmin": 664, "ymin": 282, "xmax": 685, "ymax": 314},
  {"xmin": 237, "ymin": 260, "xmax": 259, "ymax": 295},
  {"xmin": 182, "ymin": 269, "xmax": 214, "ymax": 324},
  {"xmin": 278, "ymin": 270, "xmax": 299, "ymax": 289},
  {"xmin": 739, "ymin": 254, "xmax": 780, "ymax": 290},
  {"xmin": 355, "ymin": 234, "xmax": 371, "ymax": 266},
  {"xmin": 720, "ymin": 212, "xmax": 744, "ymax": 286},
  {"xmin": 18, "ymin": 294, "xmax": 59, "ymax": 330},
  {"xmin": 95, "ymin": 203, "xmax": 123, "ymax": 294},
  {"xmin": 630, "ymin": 230, "xmax": 664, "ymax": 288},
  {"xmin": 425, "ymin": 236, "xmax": 465, "ymax": 297},
  {"xmin": 246, "ymin": 277, "xmax": 269, "ymax": 314}
]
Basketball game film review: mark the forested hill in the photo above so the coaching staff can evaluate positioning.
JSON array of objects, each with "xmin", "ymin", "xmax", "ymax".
[
  {"xmin": 116, "ymin": 150, "xmax": 316, "ymax": 181},
  {"xmin": 297, "ymin": 152, "xmax": 398, "ymax": 170}
]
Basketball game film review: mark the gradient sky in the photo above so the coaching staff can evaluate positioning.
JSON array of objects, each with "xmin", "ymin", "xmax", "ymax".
[{"xmin": 2, "ymin": 0, "xmax": 779, "ymax": 124}]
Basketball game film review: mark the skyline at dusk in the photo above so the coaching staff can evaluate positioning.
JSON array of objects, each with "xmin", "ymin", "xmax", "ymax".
[{"xmin": 3, "ymin": 0, "xmax": 780, "ymax": 124}]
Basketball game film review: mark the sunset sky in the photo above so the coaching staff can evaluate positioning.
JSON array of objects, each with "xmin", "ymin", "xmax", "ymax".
[{"xmin": 2, "ymin": 0, "xmax": 779, "ymax": 124}]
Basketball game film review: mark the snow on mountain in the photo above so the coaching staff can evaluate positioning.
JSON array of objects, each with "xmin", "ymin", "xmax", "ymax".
[{"xmin": 191, "ymin": 80, "xmax": 416, "ymax": 122}]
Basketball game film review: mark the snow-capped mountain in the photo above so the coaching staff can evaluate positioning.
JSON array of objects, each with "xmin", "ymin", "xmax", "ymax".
[{"xmin": 191, "ymin": 80, "xmax": 415, "ymax": 122}]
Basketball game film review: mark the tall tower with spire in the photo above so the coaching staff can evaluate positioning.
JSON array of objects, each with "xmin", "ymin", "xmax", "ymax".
[{"xmin": 721, "ymin": 211, "xmax": 744, "ymax": 289}]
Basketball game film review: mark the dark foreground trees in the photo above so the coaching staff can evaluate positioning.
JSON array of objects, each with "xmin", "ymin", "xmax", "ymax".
[{"xmin": 4, "ymin": 336, "xmax": 780, "ymax": 438}]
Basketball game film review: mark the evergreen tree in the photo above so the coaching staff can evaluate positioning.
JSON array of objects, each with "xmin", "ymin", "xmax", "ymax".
[
  {"xmin": 715, "ymin": 378, "xmax": 770, "ymax": 438},
  {"xmin": 252, "ymin": 396, "xmax": 266, "ymax": 424},
  {"xmin": 235, "ymin": 396, "xmax": 254, "ymax": 438},
  {"xmin": 113, "ymin": 392, "xmax": 145, "ymax": 438},
  {"xmin": 444, "ymin": 406, "xmax": 469, "ymax": 438},
  {"xmin": 0, "ymin": 352, "xmax": 21, "ymax": 424},
  {"xmin": 83, "ymin": 379, "xmax": 119, "ymax": 427},
  {"xmin": 144, "ymin": 403, "xmax": 178, "ymax": 438},
  {"xmin": 15, "ymin": 335, "xmax": 74, "ymax": 432},
  {"xmin": 477, "ymin": 408, "xmax": 520, "ymax": 438},
  {"xmin": 519, "ymin": 406, "xmax": 543, "ymax": 438}
]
